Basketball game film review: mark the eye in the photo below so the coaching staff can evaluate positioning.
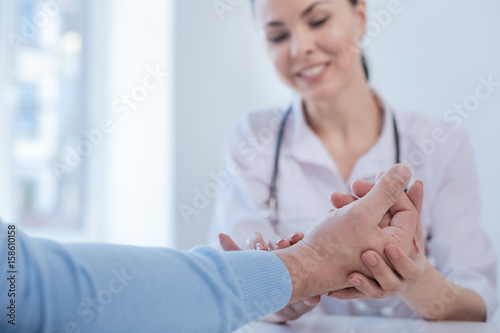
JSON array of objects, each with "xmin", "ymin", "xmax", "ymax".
[
  {"xmin": 310, "ymin": 17, "xmax": 329, "ymax": 27},
  {"xmin": 269, "ymin": 33, "xmax": 289, "ymax": 43}
]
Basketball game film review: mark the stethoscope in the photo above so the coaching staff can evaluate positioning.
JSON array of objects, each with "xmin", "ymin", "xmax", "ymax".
[
  {"xmin": 261, "ymin": 103, "xmax": 403, "ymax": 225},
  {"xmin": 260, "ymin": 103, "xmax": 405, "ymax": 316}
]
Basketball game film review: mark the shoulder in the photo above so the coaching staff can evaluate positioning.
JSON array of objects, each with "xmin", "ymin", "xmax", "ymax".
[
  {"xmin": 395, "ymin": 109, "xmax": 472, "ymax": 165},
  {"xmin": 395, "ymin": 109, "xmax": 477, "ymax": 196},
  {"xmin": 396, "ymin": 110, "xmax": 468, "ymax": 143}
]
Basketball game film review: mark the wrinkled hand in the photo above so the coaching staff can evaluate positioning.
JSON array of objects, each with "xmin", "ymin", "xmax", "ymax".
[
  {"xmin": 327, "ymin": 175, "xmax": 428, "ymax": 300},
  {"xmin": 220, "ymin": 164, "xmax": 420, "ymax": 305},
  {"xmin": 219, "ymin": 232, "xmax": 321, "ymax": 323},
  {"xmin": 283, "ymin": 164, "xmax": 420, "ymax": 302}
]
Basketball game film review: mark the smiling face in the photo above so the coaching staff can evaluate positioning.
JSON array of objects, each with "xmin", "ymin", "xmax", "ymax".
[{"xmin": 254, "ymin": 0, "xmax": 367, "ymax": 101}]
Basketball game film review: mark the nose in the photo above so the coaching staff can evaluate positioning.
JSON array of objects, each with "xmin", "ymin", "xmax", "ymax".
[{"xmin": 290, "ymin": 28, "xmax": 315, "ymax": 58}]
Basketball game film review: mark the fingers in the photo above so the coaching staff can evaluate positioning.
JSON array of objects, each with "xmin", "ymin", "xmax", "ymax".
[
  {"xmin": 263, "ymin": 296, "xmax": 321, "ymax": 323},
  {"xmin": 354, "ymin": 164, "xmax": 412, "ymax": 223},
  {"xmin": 350, "ymin": 179, "xmax": 374, "ymax": 199},
  {"xmin": 327, "ymin": 287, "xmax": 367, "ymax": 300},
  {"xmin": 360, "ymin": 251, "xmax": 403, "ymax": 296},
  {"xmin": 218, "ymin": 233, "xmax": 242, "ymax": 251},
  {"xmin": 342, "ymin": 246, "xmax": 426, "ymax": 300},
  {"xmin": 246, "ymin": 232, "xmax": 304, "ymax": 251},
  {"xmin": 269, "ymin": 236, "xmax": 291, "ymax": 251},
  {"xmin": 288, "ymin": 231, "xmax": 304, "ymax": 245},
  {"xmin": 330, "ymin": 191, "xmax": 358, "ymax": 209},
  {"xmin": 406, "ymin": 180, "xmax": 424, "ymax": 216},
  {"xmin": 302, "ymin": 295, "xmax": 321, "ymax": 306},
  {"xmin": 268, "ymin": 231, "xmax": 305, "ymax": 250},
  {"xmin": 406, "ymin": 181, "xmax": 425, "ymax": 255},
  {"xmin": 385, "ymin": 244, "xmax": 426, "ymax": 281},
  {"xmin": 246, "ymin": 232, "xmax": 268, "ymax": 251},
  {"xmin": 286, "ymin": 297, "xmax": 321, "ymax": 316},
  {"xmin": 344, "ymin": 273, "xmax": 389, "ymax": 299}
]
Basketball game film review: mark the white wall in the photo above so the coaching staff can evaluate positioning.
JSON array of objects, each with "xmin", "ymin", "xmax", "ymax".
[
  {"xmin": 174, "ymin": 0, "xmax": 500, "ymax": 320},
  {"xmin": 105, "ymin": 0, "xmax": 174, "ymax": 247},
  {"xmin": 174, "ymin": 0, "xmax": 291, "ymax": 249}
]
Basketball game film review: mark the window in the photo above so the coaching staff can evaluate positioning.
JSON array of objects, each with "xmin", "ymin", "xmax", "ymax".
[
  {"xmin": 2, "ymin": 0, "xmax": 87, "ymax": 230},
  {"xmin": 1, "ymin": 0, "xmax": 173, "ymax": 247}
]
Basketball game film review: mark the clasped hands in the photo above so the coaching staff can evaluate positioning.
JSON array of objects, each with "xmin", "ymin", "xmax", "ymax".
[{"xmin": 219, "ymin": 164, "xmax": 428, "ymax": 323}]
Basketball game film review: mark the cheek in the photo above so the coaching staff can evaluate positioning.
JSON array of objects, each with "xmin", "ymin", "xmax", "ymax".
[
  {"xmin": 318, "ymin": 24, "xmax": 358, "ymax": 62},
  {"xmin": 269, "ymin": 47, "xmax": 294, "ymax": 83}
]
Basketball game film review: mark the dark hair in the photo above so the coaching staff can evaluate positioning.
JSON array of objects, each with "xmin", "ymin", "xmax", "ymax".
[{"xmin": 251, "ymin": 0, "xmax": 369, "ymax": 80}]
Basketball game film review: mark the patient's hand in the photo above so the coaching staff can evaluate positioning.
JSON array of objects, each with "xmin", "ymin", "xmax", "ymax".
[
  {"xmin": 327, "ymin": 177, "xmax": 427, "ymax": 301},
  {"xmin": 219, "ymin": 232, "xmax": 321, "ymax": 323}
]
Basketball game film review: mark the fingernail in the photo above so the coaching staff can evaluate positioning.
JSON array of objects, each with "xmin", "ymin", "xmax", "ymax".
[
  {"xmin": 255, "ymin": 242, "xmax": 265, "ymax": 251},
  {"xmin": 327, "ymin": 291, "xmax": 339, "ymax": 298},
  {"xmin": 386, "ymin": 245, "xmax": 399, "ymax": 260},
  {"xmin": 363, "ymin": 252, "xmax": 378, "ymax": 267},
  {"xmin": 416, "ymin": 180, "xmax": 424, "ymax": 188},
  {"xmin": 277, "ymin": 239, "xmax": 286, "ymax": 247},
  {"xmin": 349, "ymin": 277, "xmax": 362, "ymax": 286},
  {"xmin": 391, "ymin": 164, "xmax": 412, "ymax": 183}
]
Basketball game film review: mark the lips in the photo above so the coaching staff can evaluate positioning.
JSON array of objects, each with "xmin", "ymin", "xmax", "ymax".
[{"xmin": 297, "ymin": 62, "xmax": 329, "ymax": 78}]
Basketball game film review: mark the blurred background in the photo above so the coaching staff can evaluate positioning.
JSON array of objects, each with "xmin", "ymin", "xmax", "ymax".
[{"xmin": 0, "ymin": 0, "xmax": 499, "ymax": 321}]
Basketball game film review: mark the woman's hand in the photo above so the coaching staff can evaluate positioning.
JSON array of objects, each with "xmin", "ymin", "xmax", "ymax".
[
  {"xmin": 327, "ymin": 176, "xmax": 429, "ymax": 301},
  {"xmin": 219, "ymin": 232, "xmax": 321, "ymax": 323},
  {"xmin": 327, "ymin": 243, "xmax": 427, "ymax": 300}
]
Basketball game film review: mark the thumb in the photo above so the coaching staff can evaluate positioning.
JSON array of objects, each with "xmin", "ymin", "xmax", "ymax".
[{"xmin": 355, "ymin": 164, "xmax": 412, "ymax": 221}]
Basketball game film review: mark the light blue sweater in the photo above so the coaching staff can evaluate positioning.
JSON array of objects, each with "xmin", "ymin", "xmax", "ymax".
[{"xmin": 0, "ymin": 223, "xmax": 292, "ymax": 332}]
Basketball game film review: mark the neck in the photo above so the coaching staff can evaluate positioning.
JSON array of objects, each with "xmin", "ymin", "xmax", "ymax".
[{"xmin": 303, "ymin": 73, "xmax": 382, "ymax": 146}]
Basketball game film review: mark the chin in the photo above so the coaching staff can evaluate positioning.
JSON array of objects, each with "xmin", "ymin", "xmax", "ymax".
[{"xmin": 299, "ymin": 85, "xmax": 342, "ymax": 102}]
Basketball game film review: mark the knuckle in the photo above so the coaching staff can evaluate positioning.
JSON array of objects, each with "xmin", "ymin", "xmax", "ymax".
[{"xmin": 385, "ymin": 281, "xmax": 402, "ymax": 293}]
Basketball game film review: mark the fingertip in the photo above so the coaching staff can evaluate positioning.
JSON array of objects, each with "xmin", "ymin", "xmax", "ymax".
[
  {"xmin": 385, "ymin": 244, "xmax": 400, "ymax": 260},
  {"xmin": 362, "ymin": 251, "xmax": 379, "ymax": 267},
  {"xmin": 255, "ymin": 242, "xmax": 268, "ymax": 251},
  {"xmin": 304, "ymin": 295, "xmax": 321, "ymax": 306},
  {"xmin": 348, "ymin": 276, "xmax": 362, "ymax": 286},
  {"xmin": 390, "ymin": 163, "xmax": 412, "ymax": 183},
  {"xmin": 276, "ymin": 238, "xmax": 289, "ymax": 249},
  {"xmin": 288, "ymin": 231, "xmax": 304, "ymax": 244}
]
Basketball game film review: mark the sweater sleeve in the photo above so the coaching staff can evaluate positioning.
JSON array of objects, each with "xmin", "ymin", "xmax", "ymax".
[{"xmin": 0, "ymin": 222, "xmax": 292, "ymax": 333}]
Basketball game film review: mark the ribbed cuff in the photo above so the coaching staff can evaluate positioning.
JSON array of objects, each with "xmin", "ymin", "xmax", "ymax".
[{"xmin": 223, "ymin": 250, "xmax": 292, "ymax": 322}]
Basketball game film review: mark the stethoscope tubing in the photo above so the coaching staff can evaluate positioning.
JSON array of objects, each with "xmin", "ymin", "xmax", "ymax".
[{"xmin": 263, "ymin": 104, "xmax": 403, "ymax": 224}]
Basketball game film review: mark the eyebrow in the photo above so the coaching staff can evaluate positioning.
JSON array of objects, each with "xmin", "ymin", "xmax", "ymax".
[{"xmin": 265, "ymin": 1, "xmax": 330, "ymax": 28}]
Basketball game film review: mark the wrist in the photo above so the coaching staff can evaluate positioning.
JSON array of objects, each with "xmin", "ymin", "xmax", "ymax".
[
  {"xmin": 275, "ymin": 240, "xmax": 343, "ymax": 303},
  {"xmin": 274, "ymin": 241, "xmax": 321, "ymax": 303}
]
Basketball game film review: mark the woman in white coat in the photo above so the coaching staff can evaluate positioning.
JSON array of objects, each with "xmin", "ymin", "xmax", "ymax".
[{"xmin": 210, "ymin": 0, "xmax": 497, "ymax": 322}]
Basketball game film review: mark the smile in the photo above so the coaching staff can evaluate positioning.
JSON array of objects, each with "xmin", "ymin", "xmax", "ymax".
[{"xmin": 297, "ymin": 63, "xmax": 329, "ymax": 79}]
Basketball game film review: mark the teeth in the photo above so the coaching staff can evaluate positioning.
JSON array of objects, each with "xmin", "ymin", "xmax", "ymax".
[{"xmin": 300, "ymin": 64, "xmax": 327, "ymax": 77}]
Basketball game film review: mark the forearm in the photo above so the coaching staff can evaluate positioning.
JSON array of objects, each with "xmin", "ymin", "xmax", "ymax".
[
  {"xmin": 401, "ymin": 262, "xmax": 486, "ymax": 321},
  {"xmin": 0, "ymin": 223, "xmax": 292, "ymax": 332}
]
